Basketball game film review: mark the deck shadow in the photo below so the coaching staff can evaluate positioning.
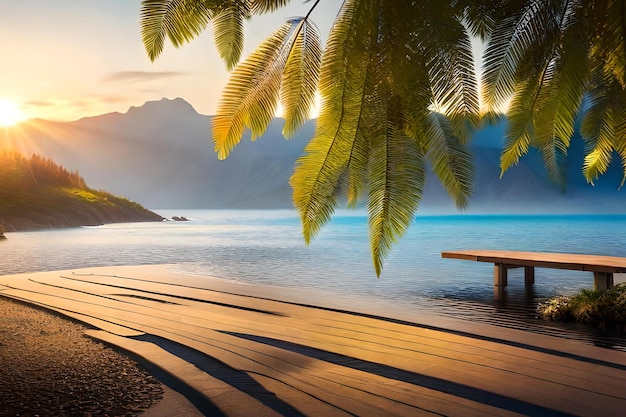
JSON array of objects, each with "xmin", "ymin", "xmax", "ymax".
[
  {"xmin": 222, "ymin": 331, "xmax": 578, "ymax": 417},
  {"xmin": 131, "ymin": 334, "xmax": 308, "ymax": 417}
]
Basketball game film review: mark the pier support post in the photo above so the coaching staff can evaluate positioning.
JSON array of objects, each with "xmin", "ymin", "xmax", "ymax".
[
  {"xmin": 493, "ymin": 263, "xmax": 508, "ymax": 301},
  {"xmin": 593, "ymin": 272, "xmax": 614, "ymax": 291},
  {"xmin": 524, "ymin": 266, "xmax": 535, "ymax": 285}
]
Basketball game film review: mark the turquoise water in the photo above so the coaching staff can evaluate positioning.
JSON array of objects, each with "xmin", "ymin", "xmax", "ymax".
[{"xmin": 2, "ymin": 210, "xmax": 626, "ymax": 347}]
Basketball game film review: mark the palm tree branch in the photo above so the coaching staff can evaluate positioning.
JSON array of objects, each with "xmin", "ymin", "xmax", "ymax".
[
  {"xmin": 212, "ymin": 21, "xmax": 294, "ymax": 159},
  {"xmin": 291, "ymin": 0, "xmax": 380, "ymax": 242},
  {"xmin": 140, "ymin": 0, "xmax": 213, "ymax": 62},
  {"xmin": 212, "ymin": 2, "xmax": 249, "ymax": 70},
  {"xmin": 281, "ymin": 18, "xmax": 322, "ymax": 138}
]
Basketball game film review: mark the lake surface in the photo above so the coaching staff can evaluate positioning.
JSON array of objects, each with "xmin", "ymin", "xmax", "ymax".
[{"xmin": 2, "ymin": 210, "xmax": 626, "ymax": 349}]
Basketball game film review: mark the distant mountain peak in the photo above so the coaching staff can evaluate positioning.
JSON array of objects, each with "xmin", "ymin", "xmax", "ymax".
[{"xmin": 125, "ymin": 97, "xmax": 199, "ymax": 118}]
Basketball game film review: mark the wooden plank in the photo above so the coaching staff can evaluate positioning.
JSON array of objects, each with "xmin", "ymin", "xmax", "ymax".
[{"xmin": 442, "ymin": 250, "xmax": 626, "ymax": 273}]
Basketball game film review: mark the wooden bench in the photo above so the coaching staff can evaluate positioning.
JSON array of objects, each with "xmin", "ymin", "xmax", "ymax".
[{"xmin": 441, "ymin": 250, "xmax": 626, "ymax": 297}]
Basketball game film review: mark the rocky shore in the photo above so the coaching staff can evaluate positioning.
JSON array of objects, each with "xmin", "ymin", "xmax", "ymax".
[{"xmin": 0, "ymin": 296, "xmax": 164, "ymax": 416}]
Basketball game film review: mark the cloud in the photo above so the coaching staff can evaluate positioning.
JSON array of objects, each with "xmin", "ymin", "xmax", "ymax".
[
  {"xmin": 25, "ymin": 100, "xmax": 57, "ymax": 107},
  {"xmin": 103, "ymin": 71, "xmax": 186, "ymax": 83}
]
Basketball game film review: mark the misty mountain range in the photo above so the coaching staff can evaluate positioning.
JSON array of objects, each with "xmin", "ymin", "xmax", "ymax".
[{"xmin": 2, "ymin": 97, "xmax": 624, "ymax": 213}]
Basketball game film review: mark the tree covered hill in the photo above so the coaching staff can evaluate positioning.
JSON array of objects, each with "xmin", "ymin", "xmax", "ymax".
[{"xmin": 0, "ymin": 152, "xmax": 163, "ymax": 231}]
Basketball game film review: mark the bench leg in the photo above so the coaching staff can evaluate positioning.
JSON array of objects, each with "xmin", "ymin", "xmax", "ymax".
[
  {"xmin": 494, "ymin": 263, "xmax": 508, "ymax": 287},
  {"xmin": 493, "ymin": 263, "xmax": 512, "ymax": 301},
  {"xmin": 524, "ymin": 266, "xmax": 535, "ymax": 285},
  {"xmin": 594, "ymin": 272, "xmax": 614, "ymax": 291}
]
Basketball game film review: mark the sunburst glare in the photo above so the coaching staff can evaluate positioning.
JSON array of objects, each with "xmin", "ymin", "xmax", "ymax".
[{"xmin": 0, "ymin": 99, "xmax": 26, "ymax": 127}]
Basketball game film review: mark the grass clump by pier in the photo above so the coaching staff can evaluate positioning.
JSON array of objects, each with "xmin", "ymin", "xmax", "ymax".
[{"xmin": 538, "ymin": 283, "xmax": 626, "ymax": 332}]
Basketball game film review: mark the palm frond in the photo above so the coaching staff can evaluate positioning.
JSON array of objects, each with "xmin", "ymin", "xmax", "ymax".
[
  {"xmin": 615, "ymin": 111, "xmax": 626, "ymax": 189},
  {"xmin": 428, "ymin": 33, "xmax": 480, "ymax": 142},
  {"xmin": 424, "ymin": 112, "xmax": 473, "ymax": 208},
  {"xmin": 140, "ymin": 0, "xmax": 213, "ymax": 62},
  {"xmin": 291, "ymin": 0, "xmax": 381, "ymax": 243},
  {"xmin": 212, "ymin": 3, "xmax": 250, "ymax": 70},
  {"xmin": 590, "ymin": 0, "xmax": 626, "ymax": 88},
  {"xmin": 482, "ymin": 1, "xmax": 551, "ymax": 112},
  {"xmin": 249, "ymin": 0, "xmax": 291, "ymax": 14},
  {"xmin": 368, "ymin": 117, "xmax": 425, "ymax": 277},
  {"xmin": 457, "ymin": 1, "xmax": 499, "ymax": 40},
  {"xmin": 580, "ymin": 65, "xmax": 626, "ymax": 184},
  {"xmin": 529, "ymin": 1, "xmax": 588, "ymax": 187},
  {"xmin": 583, "ymin": 118, "xmax": 614, "ymax": 185},
  {"xmin": 499, "ymin": 78, "xmax": 538, "ymax": 175},
  {"xmin": 280, "ymin": 18, "xmax": 322, "ymax": 137},
  {"xmin": 212, "ymin": 21, "xmax": 295, "ymax": 159}
]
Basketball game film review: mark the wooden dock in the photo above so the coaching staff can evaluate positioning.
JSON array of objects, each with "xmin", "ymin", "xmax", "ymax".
[
  {"xmin": 1, "ymin": 265, "xmax": 625, "ymax": 416},
  {"xmin": 442, "ymin": 250, "xmax": 626, "ymax": 297}
]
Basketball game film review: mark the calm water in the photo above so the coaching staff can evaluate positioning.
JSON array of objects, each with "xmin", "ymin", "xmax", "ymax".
[{"xmin": 2, "ymin": 210, "xmax": 626, "ymax": 348}]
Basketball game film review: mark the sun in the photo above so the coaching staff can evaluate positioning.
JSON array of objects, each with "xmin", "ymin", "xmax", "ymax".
[{"xmin": 0, "ymin": 98, "xmax": 26, "ymax": 127}]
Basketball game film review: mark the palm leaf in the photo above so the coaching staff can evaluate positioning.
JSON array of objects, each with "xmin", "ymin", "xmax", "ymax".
[
  {"xmin": 291, "ymin": 0, "xmax": 381, "ymax": 243},
  {"xmin": 499, "ymin": 77, "xmax": 538, "ymax": 175},
  {"xmin": 581, "ymin": 70, "xmax": 621, "ymax": 184},
  {"xmin": 583, "ymin": 116, "xmax": 615, "ymax": 185},
  {"xmin": 580, "ymin": 67, "xmax": 626, "ymax": 184},
  {"xmin": 431, "ymin": 33, "xmax": 480, "ymax": 142},
  {"xmin": 212, "ymin": 2, "xmax": 250, "ymax": 70},
  {"xmin": 368, "ymin": 115, "xmax": 425, "ymax": 277},
  {"xmin": 424, "ymin": 112, "xmax": 473, "ymax": 208},
  {"xmin": 280, "ymin": 18, "xmax": 322, "ymax": 137},
  {"xmin": 140, "ymin": 0, "xmax": 213, "ymax": 62},
  {"xmin": 212, "ymin": 21, "xmax": 294, "ymax": 159},
  {"xmin": 482, "ymin": 2, "xmax": 546, "ymax": 112},
  {"xmin": 249, "ymin": 0, "xmax": 291, "ymax": 14},
  {"xmin": 529, "ymin": 1, "xmax": 588, "ymax": 187},
  {"xmin": 615, "ymin": 110, "xmax": 626, "ymax": 188},
  {"xmin": 424, "ymin": 14, "xmax": 479, "ymax": 142},
  {"xmin": 592, "ymin": 0, "xmax": 626, "ymax": 88}
]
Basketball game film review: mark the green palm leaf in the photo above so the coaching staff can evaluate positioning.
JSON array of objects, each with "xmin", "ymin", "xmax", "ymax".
[
  {"xmin": 212, "ymin": 3, "xmax": 250, "ymax": 70},
  {"xmin": 249, "ymin": 0, "xmax": 291, "ymax": 14},
  {"xmin": 140, "ymin": 0, "xmax": 213, "ymax": 62},
  {"xmin": 212, "ymin": 21, "xmax": 293, "ymax": 159},
  {"xmin": 499, "ymin": 77, "xmax": 537, "ymax": 175},
  {"xmin": 481, "ymin": 5, "xmax": 527, "ymax": 112},
  {"xmin": 368, "ymin": 113, "xmax": 425, "ymax": 277},
  {"xmin": 581, "ymin": 70, "xmax": 621, "ymax": 185},
  {"xmin": 425, "ymin": 19, "xmax": 479, "ymax": 142},
  {"xmin": 591, "ymin": 0, "xmax": 626, "ymax": 88},
  {"xmin": 615, "ymin": 111, "xmax": 626, "ymax": 188},
  {"xmin": 527, "ymin": 2, "xmax": 588, "ymax": 187},
  {"xmin": 424, "ymin": 112, "xmax": 473, "ymax": 208},
  {"xmin": 291, "ymin": 0, "xmax": 380, "ymax": 243},
  {"xmin": 583, "ymin": 117, "xmax": 615, "ymax": 185},
  {"xmin": 281, "ymin": 18, "xmax": 322, "ymax": 137}
]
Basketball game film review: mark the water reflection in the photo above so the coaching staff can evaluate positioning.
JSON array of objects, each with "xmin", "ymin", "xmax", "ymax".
[{"xmin": 429, "ymin": 283, "xmax": 626, "ymax": 352}]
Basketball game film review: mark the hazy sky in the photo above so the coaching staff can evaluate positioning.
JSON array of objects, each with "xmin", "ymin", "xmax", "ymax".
[{"xmin": 0, "ymin": 0, "xmax": 341, "ymax": 122}]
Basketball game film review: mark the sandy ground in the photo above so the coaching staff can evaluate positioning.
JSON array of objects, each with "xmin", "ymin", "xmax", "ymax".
[{"xmin": 0, "ymin": 295, "xmax": 197, "ymax": 417}]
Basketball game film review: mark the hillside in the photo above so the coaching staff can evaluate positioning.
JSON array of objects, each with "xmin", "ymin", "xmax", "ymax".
[
  {"xmin": 1, "ymin": 98, "xmax": 624, "ymax": 213},
  {"xmin": 0, "ymin": 152, "xmax": 163, "ymax": 231}
]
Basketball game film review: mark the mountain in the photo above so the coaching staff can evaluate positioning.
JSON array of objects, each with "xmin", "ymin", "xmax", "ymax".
[
  {"xmin": 0, "ymin": 152, "xmax": 163, "ymax": 231},
  {"xmin": 1, "ymin": 97, "xmax": 623, "ymax": 213}
]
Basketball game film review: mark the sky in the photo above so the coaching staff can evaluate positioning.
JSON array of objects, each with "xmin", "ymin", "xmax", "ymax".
[{"xmin": 0, "ymin": 0, "xmax": 342, "ymax": 122}]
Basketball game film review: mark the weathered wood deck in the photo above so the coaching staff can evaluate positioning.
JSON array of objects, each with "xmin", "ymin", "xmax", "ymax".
[
  {"xmin": 1, "ymin": 265, "xmax": 625, "ymax": 416},
  {"xmin": 442, "ymin": 250, "xmax": 626, "ymax": 296}
]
